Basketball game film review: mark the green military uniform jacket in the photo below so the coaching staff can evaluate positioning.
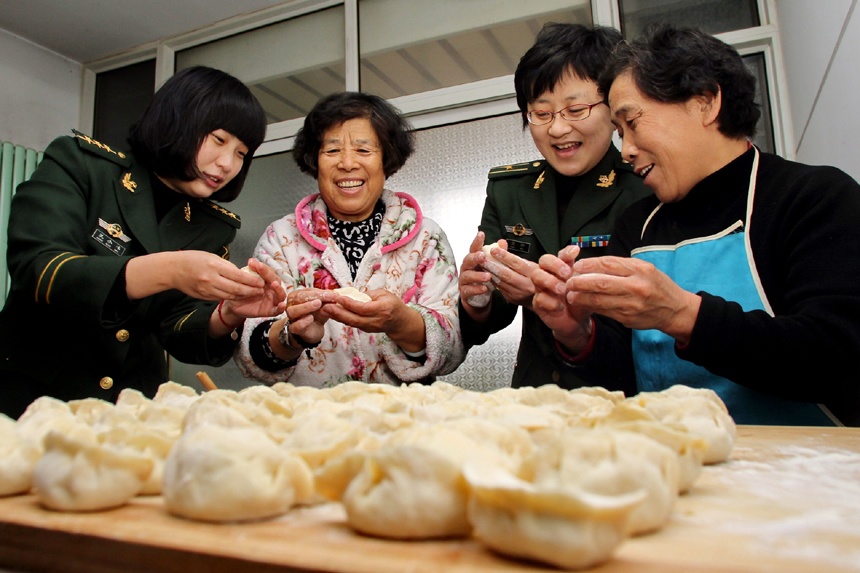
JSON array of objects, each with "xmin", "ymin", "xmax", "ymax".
[
  {"xmin": 0, "ymin": 131, "xmax": 241, "ymax": 418},
  {"xmin": 460, "ymin": 145, "xmax": 650, "ymax": 393}
]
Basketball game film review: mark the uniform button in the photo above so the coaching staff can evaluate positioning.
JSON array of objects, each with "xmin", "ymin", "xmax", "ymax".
[
  {"xmin": 552, "ymin": 371, "xmax": 560, "ymax": 383},
  {"xmin": 99, "ymin": 377, "xmax": 114, "ymax": 390},
  {"xmin": 116, "ymin": 329, "xmax": 130, "ymax": 342}
]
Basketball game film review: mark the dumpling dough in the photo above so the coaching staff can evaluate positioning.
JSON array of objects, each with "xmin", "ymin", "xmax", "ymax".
[
  {"xmin": 0, "ymin": 414, "xmax": 41, "ymax": 496},
  {"xmin": 33, "ymin": 426, "xmax": 154, "ymax": 511},
  {"xmin": 464, "ymin": 462, "xmax": 645, "ymax": 570},
  {"xmin": 628, "ymin": 385, "xmax": 736, "ymax": 464},
  {"xmin": 334, "ymin": 286, "xmax": 371, "ymax": 302},
  {"xmin": 521, "ymin": 428, "xmax": 679, "ymax": 535},
  {"xmin": 481, "ymin": 241, "xmax": 500, "ymax": 258},
  {"xmin": 316, "ymin": 424, "xmax": 497, "ymax": 539},
  {"xmin": 162, "ymin": 424, "xmax": 314, "ymax": 522}
]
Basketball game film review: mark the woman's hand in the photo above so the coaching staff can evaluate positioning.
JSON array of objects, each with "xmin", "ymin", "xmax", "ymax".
[
  {"xmin": 459, "ymin": 231, "xmax": 495, "ymax": 318},
  {"xmin": 532, "ymin": 246, "xmax": 594, "ymax": 355},
  {"xmin": 126, "ymin": 251, "xmax": 270, "ymax": 301},
  {"xmin": 284, "ymin": 288, "xmax": 336, "ymax": 345},
  {"xmin": 566, "ymin": 255, "xmax": 701, "ymax": 344},
  {"xmin": 481, "ymin": 239, "xmax": 538, "ymax": 310},
  {"xmin": 218, "ymin": 259, "xmax": 287, "ymax": 320},
  {"xmin": 321, "ymin": 289, "xmax": 426, "ymax": 353}
]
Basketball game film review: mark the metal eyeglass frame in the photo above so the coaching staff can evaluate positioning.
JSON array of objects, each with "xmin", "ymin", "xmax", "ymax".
[{"xmin": 526, "ymin": 101, "xmax": 605, "ymax": 125}]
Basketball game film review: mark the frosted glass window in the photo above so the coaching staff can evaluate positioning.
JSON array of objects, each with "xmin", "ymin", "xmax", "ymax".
[
  {"xmin": 175, "ymin": 5, "xmax": 345, "ymax": 124},
  {"xmin": 357, "ymin": 0, "xmax": 591, "ymax": 99},
  {"xmin": 619, "ymin": 0, "xmax": 760, "ymax": 39}
]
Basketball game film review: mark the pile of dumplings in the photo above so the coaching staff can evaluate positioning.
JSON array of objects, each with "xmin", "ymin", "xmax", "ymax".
[{"xmin": 0, "ymin": 380, "xmax": 736, "ymax": 570}]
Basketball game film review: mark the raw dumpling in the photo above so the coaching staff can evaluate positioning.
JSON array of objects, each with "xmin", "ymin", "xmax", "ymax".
[
  {"xmin": 33, "ymin": 426, "xmax": 153, "ymax": 511},
  {"xmin": 629, "ymin": 385, "xmax": 736, "ymax": 464},
  {"xmin": 521, "ymin": 428, "xmax": 680, "ymax": 535},
  {"xmin": 334, "ymin": 286, "xmax": 372, "ymax": 302},
  {"xmin": 316, "ymin": 424, "xmax": 496, "ymax": 539},
  {"xmin": 464, "ymin": 462, "xmax": 645, "ymax": 570},
  {"xmin": 162, "ymin": 424, "xmax": 313, "ymax": 522},
  {"xmin": 0, "ymin": 414, "xmax": 41, "ymax": 496}
]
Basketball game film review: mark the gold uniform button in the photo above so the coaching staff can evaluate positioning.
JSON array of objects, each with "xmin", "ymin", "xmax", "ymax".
[
  {"xmin": 99, "ymin": 377, "xmax": 114, "ymax": 390},
  {"xmin": 551, "ymin": 371, "xmax": 560, "ymax": 383},
  {"xmin": 116, "ymin": 329, "xmax": 130, "ymax": 342}
]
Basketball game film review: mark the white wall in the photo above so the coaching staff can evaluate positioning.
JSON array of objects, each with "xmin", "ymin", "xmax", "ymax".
[
  {"xmin": 0, "ymin": 28, "xmax": 81, "ymax": 151},
  {"xmin": 775, "ymin": 0, "xmax": 860, "ymax": 181}
]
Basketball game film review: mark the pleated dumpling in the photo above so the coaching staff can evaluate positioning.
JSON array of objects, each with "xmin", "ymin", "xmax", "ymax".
[
  {"xmin": 521, "ymin": 428, "xmax": 680, "ymax": 535},
  {"xmin": 463, "ymin": 462, "xmax": 645, "ymax": 570},
  {"xmin": 162, "ymin": 424, "xmax": 313, "ymax": 522},
  {"xmin": 0, "ymin": 413, "xmax": 41, "ymax": 496},
  {"xmin": 315, "ymin": 423, "xmax": 497, "ymax": 539},
  {"xmin": 33, "ymin": 426, "xmax": 154, "ymax": 511},
  {"xmin": 628, "ymin": 385, "xmax": 736, "ymax": 464}
]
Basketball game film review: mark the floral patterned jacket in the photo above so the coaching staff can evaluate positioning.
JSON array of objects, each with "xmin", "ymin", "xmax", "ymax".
[{"xmin": 235, "ymin": 189, "xmax": 465, "ymax": 387}]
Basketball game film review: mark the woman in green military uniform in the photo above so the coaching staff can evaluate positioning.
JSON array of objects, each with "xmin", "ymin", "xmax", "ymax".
[
  {"xmin": 0, "ymin": 66, "xmax": 286, "ymax": 418},
  {"xmin": 458, "ymin": 23, "xmax": 650, "ymax": 393}
]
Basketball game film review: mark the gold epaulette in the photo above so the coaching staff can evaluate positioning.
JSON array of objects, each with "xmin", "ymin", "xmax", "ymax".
[
  {"xmin": 200, "ymin": 200, "xmax": 242, "ymax": 229},
  {"xmin": 487, "ymin": 159, "xmax": 546, "ymax": 180},
  {"xmin": 71, "ymin": 129, "xmax": 131, "ymax": 166}
]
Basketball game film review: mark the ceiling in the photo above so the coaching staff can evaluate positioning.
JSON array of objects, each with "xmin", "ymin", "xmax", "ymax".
[{"xmin": 0, "ymin": 0, "xmax": 287, "ymax": 63}]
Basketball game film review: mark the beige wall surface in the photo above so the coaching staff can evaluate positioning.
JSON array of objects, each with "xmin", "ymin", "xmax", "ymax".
[{"xmin": 0, "ymin": 28, "xmax": 81, "ymax": 151}]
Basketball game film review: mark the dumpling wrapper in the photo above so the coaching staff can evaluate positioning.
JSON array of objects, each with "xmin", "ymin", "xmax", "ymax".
[
  {"xmin": 629, "ymin": 384, "xmax": 736, "ymax": 464},
  {"xmin": 162, "ymin": 424, "xmax": 313, "ymax": 522},
  {"xmin": 522, "ymin": 428, "xmax": 680, "ymax": 536},
  {"xmin": 33, "ymin": 427, "xmax": 153, "ymax": 511},
  {"xmin": 0, "ymin": 414, "xmax": 41, "ymax": 496},
  {"xmin": 334, "ymin": 286, "xmax": 371, "ymax": 302},
  {"xmin": 464, "ymin": 462, "xmax": 645, "ymax": 570},
  {"xmin": 316, "ymin": 425, "xmax": 499, "ymax": 539}
]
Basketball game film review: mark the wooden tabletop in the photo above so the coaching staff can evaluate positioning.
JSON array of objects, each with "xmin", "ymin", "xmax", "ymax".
[{"xmin": 1, "ymin": 425, "xmax": 859, "ymax": 573}]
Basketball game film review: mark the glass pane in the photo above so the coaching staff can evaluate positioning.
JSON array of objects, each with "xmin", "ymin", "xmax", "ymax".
[
  {"xmin": 619, "ymin": 0, "xmax": 760, "ymax": 39},
  {"xmin": 744, "ymin": 53, "xmax": 775, "ymax": 154},
  {"xmin": 93, "ymin": 59, "xmax": 156, "ymax": 150},
  {"xmin": 358, "ymin": 0, "xmax": 592, "ymax": 99},
  {"xmin": 175, "ymin": 5, "xmax": 345, "ymax": 124}
]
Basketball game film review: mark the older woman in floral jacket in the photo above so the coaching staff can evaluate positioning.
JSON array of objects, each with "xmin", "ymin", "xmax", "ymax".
[{"xmin": 235, "ymin": 92, "xmax": 464, "ymax": 387}]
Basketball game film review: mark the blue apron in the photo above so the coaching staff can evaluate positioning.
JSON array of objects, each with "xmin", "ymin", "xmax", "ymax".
[{"xmin": 631, "ymin": 148, "xmax": 833, "ymax": 426}]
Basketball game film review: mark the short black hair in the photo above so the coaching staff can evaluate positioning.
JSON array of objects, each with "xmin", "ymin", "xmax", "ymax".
[
  {"xmin": 514, "ymin": 23, "xmax": 624, "ymax": 128},
  {"xmin": 597, "ymin": 24, "xmax": 760, "ymax": 138},
  {"xmin": 127, "ymin": 66, "xmax": 267, "ymax": 202},
  {"xmin": 293, "ymin": 92, "xmax": 415, "ymax": 179}
]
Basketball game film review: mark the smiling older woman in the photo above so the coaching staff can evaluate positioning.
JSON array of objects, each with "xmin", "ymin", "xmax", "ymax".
[
  {"xmin": 531, "ymin": 25, "xmax": 860, "ymax": 426},
  {"xmin": 236, "ymin": 92, "xmax": 465, "ymax": 387}
]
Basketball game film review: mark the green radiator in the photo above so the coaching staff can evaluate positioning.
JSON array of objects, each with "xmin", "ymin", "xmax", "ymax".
[{"xmin": 0, "ymin": 142, "xmax": 43, "ymax": 309}]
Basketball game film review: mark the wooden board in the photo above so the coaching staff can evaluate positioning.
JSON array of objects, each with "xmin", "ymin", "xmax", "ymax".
[{"xmin": 1, "ymin": 426, "xmax": 859, "ymax": 573}]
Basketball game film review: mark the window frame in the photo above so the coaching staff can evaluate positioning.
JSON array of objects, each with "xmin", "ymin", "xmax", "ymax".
[{"xmin": 80, "ymin": 0, "xmax": 792, "ymax": 159}]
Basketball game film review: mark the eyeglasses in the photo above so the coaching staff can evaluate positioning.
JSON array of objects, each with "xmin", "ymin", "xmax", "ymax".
[{"xmin": 526, "ymin": 101, "xmax": 605, "ymax": 126}]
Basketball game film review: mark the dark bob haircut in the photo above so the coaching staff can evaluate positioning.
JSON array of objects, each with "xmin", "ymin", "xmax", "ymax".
[
  {"xmin": 293, "ymin": 92, "xmax": 415, "ymax": 179},
  {"xmin": 514, "ymin": 23, "xmax": 624, "ymax": 129},
  {"xmin": 597, "ymin": 24, "xmax": 760, "ymax": 139},
  {"xmin": 127, "ymin": 65, "xmax": 267, "ymax": 202}
]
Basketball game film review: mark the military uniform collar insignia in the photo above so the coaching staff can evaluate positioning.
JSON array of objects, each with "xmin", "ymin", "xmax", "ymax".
[
  {"xmin": 121, "ymin": 172, "xmax": 137, "ymax": 193},
  {"xmin": 533, "ymin": 170, "xmax": 546, "ymax": 189},
  {"xmin": 596, "ymin": 170, "xmax": 616, "ymax": 188}
]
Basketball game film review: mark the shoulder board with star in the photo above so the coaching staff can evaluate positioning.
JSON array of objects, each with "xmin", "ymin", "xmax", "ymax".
[
  {"xmin": 71, "ymin": 129, "xmax": 131, "ymax": 167},
  {"xmin": 199, "ymin": 200, "xmax": 242, "ymax": 229},
  {"xmin": 487, "ymin": 159, "xmax": 547, "ymax": 180}
]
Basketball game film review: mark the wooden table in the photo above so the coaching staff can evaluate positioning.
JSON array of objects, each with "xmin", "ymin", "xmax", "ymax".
[{"xmin": 1, "ymin": 425, "xmax": 859, "ymax": 573}]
